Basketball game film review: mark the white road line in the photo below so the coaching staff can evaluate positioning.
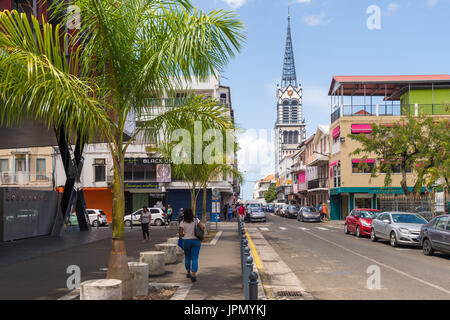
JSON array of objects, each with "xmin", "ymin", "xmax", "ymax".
[
  {"xmin": 279, "ymin": 227, "xmax": 288, "ymax": 231},
  {"xmin": 301, "ymin": 229, "xmax": 450, "ymax": 295},
  {"xmin": 298, "ymin": 227, "xmax": 310, "ymax": 231},
  {"xmin": 259, "ymin": 227, "xmax": 270, "ymax": 231},
  {"xmin": 316, "ymin": 227, "xmax": 330, "ymax": 231}
]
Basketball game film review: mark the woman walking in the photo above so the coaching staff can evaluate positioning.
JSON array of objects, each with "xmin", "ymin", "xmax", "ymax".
[
  {"xmin": 179, "ymin": 208, "xmax": 205, "ymax": 282},
  {"xmin": 140, "ymin": 207, "xmax": 151, "ymax": 243}
]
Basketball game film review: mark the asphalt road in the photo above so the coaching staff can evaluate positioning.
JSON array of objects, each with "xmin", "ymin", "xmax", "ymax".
[{"xmin": 252, "ymin": 213, "xmax": 450, "ymax": 300}]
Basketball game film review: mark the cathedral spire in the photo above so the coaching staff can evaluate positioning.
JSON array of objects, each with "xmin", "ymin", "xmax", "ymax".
[{"xmin": 281, "ymin": 8, "xmax": 298, "ymax": 88}]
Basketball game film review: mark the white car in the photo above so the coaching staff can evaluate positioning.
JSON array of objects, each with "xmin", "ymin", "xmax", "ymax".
[
  {"xmin": 86, "ymin": 209, "xmax": 108, "ymax": 227},
  {"xmin": 124, "ymin": 208, "xmax": 166, "ymax": 227}
]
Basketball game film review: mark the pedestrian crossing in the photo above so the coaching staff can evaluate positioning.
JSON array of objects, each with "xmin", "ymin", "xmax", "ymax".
[{"xmin": 257, "ymin": 224, "xmax": 343, "ymax": 232}]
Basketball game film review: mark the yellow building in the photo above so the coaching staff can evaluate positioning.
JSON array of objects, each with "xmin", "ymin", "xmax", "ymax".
[
  {"xmin": 328, "ymin": 75, "xmax": 450, "ymax": 220},
  {"xmin": 0, "ymin": 147, "xmax": 54, "ymax": 190}
]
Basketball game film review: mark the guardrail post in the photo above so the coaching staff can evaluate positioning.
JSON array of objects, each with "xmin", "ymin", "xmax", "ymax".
[
  {"xmin": 241, "ymin": 238, "xmax": 248, "ymax": 274},
  {"xmin": 249, "ymin": 272, "xmax": 259, "ymax": 300},
  {"xmin": 244, "ymin": 255, "xmax": 253, "ymax": 300}
]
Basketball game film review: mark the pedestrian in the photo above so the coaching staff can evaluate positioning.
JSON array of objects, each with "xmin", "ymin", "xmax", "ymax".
[
  {"xmin": 321, "ymin": 203, "xmax": 328, "ymax": 221},
  {"xmin": 222, "ymin": 204, "xmax": 228, "ymax": 221},
  {"xmin": 167, "ymin": 205, "xmax": 173, "ymax": 226},
  {"xmin": 179, "ymin": 208, "xmax": 205, "ymax": 283},
  {"xmin": 177, "ymin": 208, "xmax": 184, "ymax": 222},
  {"xmin": 139, "ymin": 207, "xmax": 151, "ymax": 243},
  {"xmin": 227, "ymin": 205, "xmax": 233, "ymax": 221},
  {"xmin": 238, "ymin": 203, "xmax": 245, "ymax": 221}
]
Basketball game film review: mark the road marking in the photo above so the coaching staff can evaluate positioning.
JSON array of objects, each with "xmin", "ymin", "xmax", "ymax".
[
  {"xmin": 316, "ymin": 227, "xmax": 330, "ymax": 231},
  {"xmin": 298, "ymin": 227, "xmax": 310, "ymax": 231},
  {"xmin": 279, "ymin": 227, "xmax": 288, "ymax": 231},
  {"xmin": 300, "ymin": 229, "xmax": 450, "ymax": 295},
  {"xmin": 259, "ymin": 227, "xmax": 270, "ymax": 231}
]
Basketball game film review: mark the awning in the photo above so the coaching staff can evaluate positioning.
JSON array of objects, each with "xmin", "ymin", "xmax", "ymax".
[
  {"xmin": 352, "ymin": 159, "xmax": 376, "ymax": 164},
  {"xmin": 351, "ymin": 124, "xmax": 372, "ymax": 134},
  {"xmin": 332, "ymin": 126, "xmax": 340, "ymax": 139},
  {"xmin": 329, "ymin": 161, "xmax": 340, "ymax": 167}
]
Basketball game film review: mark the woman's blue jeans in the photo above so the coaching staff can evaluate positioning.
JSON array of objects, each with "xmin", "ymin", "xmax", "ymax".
[{"xmin": 183, "ymin": 239, "xmax": 201, "ymax": 272}]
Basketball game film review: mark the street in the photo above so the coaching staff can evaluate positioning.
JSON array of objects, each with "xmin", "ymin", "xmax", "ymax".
[{"xmin": 248, "ymin": 213, "xmax": 450, "ymax": 300}]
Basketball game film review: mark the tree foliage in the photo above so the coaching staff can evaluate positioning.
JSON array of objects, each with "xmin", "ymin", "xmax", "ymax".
[
  {"xmin": 264, "ymin": 184, "xmax": 277, "ymax": 203},
  {"xmin": 350, "ymin": 115, "xmax": 450, "ymax": 195}
]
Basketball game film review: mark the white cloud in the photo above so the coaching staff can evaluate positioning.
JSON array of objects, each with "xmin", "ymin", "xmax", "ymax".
[
  {"xmin": 237, "ymin": 129, "xmax": 274, "ymax": 177},
  {"xmin": 427, "ymin": 0, "xmax": 439, "ymax": 7},
  {"xmin": 302, "ymin": 12, "xmax": 331, "ymax": 27},
  {"xmin": 294, "ymin": 0, "xmax": 311, "ymax": 4},
  {"xmin": 386, "ymin": 3, "xmax": 400, "ymax": 15},
  {"xmin": 221, "ymin": 0, "xmax": 247, "ymax": 9}
]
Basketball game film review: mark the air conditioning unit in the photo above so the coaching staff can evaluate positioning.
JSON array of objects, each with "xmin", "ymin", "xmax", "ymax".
[{"xmin": 1, "ymin": 172, "xmax": 12, "ymax": 184}]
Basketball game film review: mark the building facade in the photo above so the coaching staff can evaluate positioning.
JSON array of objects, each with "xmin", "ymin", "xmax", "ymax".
[
  {"xmin": 328, "ymin": 75, "xmax": 450, "ymax": 220},
  {"xmin": 54, "ymin": 76, "xmax": 239, "ymax": 221},
  {"xmin": 253, "ymin": 174, "xmax": 275, "ymax": 202}
]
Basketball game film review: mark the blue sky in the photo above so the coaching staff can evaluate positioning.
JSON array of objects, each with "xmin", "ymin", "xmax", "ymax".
[{"xmin": 191, "ymin": 0, "xmax": 450, "ymax": 200}]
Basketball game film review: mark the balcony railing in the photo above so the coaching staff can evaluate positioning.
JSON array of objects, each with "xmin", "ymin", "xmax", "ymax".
[
  {"xmin": 308, "ymin": 178, "xmax": 329, "ymax": 190},
  {"xmin": 0, "ymin": 172, "xmax": 52, "ymax": 185},
  {"xmin": 331, "ymin": 104, "xmax": 449, "ymax": 123}
]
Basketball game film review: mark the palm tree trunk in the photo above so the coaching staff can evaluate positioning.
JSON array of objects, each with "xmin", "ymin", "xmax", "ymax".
[{"xmin": 106, "ymin": 150, "xmax": 132, "ymax": 299}]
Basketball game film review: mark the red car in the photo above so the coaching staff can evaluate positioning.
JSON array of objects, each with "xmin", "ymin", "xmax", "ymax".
[{"xmin": 345, "ymin": 208, "xmax": 381, "ymax": 237}]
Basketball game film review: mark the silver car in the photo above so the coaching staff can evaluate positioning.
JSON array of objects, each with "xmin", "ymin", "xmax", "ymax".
[
  {"xmin": 247, "ymin": 207, "xmax": 266, "ymax": 223},
  {"xmin": 370, "ymin": 212, "xmax": 428, "ymax": 247}
]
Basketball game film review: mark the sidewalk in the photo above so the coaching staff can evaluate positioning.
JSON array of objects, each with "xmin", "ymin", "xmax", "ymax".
[
  {"xmin": 151, "ymin": 222, "xmax": 243, "ymax": 300},
  {"xmin": 0, "ymin": 222, "xmax": 243, "ymax": 300}
]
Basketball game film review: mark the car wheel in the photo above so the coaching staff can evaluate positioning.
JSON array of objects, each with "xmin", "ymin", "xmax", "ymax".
[
  {"xmin": 356, "ymin": 226, "xmax": 361, "ymax": 238},
  {"xmin": 344, "ymin": 224, "xmax": 349, "ymax": 234},
  {"xmin": 390, "ymin": 232, "xmax": 398, "ymax": 247},
  {"xmin": 155, "ymin": 219, "xmax": 163, "ymax": 226},
  {"xmin": 422, "ymin": 239, "xmax": 434, "ymax": 256},
  {"xmin": 124, "ymin": 220, "xmax": 132, "ymax": 227},
  {"xmin": 370, "ymin": 229, "xmax": 377, "ymax": 242},
  {"xmin": 92, "ymin": 220, "xmax": 99, "ymax": 227}
]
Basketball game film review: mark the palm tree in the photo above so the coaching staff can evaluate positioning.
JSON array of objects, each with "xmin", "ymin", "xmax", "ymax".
[{"xmin": 0, "ymin": 0, "xmax": 244, "ymax": 298}]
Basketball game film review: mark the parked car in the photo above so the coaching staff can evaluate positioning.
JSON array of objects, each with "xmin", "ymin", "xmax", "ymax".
[
  {"xmin": 86, "ymin": 209, "xmax": 108, "ymax": 227},
  {"xmin": 124, "ymin": 208, "xmax": 166, "ymax": 227},
  {"xmin": 247, "ymin": 206, "xmax": 266, "ymax": 223},
  {"xmin": 419, "ymin": 215, "xmax": 450, "ymax": 256},
  {"xmin": 286, "ymin": 205, "xmax": 299, "ymax": 219},
  {"xmin": 264, "ymin": 204, "xmax": 274, "ymax": 213},
  {"xmin": 370, "ymin": 212, "xmax": 428, "ymax": 247},
  {"xmin": 297, "ymin": 206, "xmax": 321, "ymax": 222},
  {"xmin": 68, "ymin": 209, "xmax": 108, "ymax": 227},
  {"xmin": 345, "ymin": 208, "xmax": 381, "ymax": 237}
]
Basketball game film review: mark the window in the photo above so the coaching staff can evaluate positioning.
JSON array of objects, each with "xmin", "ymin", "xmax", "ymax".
[
  {"xmin": 94, "ymin": 159, "xmax": 106, "ymax": 182},
  {"xmin": 36, "ymin": 158, "xmax": 46, "ymax": 180},
  {"xmin": 355, "ymin": 198, "xmax": 371, "ymax": 209},
  {"xmin": 332, "ymin": 164, "xmax": 341, "ymax": 187},
  {"xmin": 434, "ymin": 216, "xmax": 449, "ymax": 230},
  {"xmin": 352, "ymin": 160, "xmax": 375, "ymax": 174},
  {"xmin": 0, "ymin": 159, "xmax": 8, "ymax": 172}
]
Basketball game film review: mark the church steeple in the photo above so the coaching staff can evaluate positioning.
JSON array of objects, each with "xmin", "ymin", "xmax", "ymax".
[{"xmin": 281, "ymin": 9, "xmax": 298, "ymax": 88}]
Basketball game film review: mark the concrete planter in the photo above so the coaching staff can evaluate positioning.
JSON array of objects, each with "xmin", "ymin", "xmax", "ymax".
[
  {"xmin": 80, "ymin": 279, "xmax": 122, "ymax": 300},
  {"xmin": 128, "ymin": 262, "xmax": 149, "ymax": 297},
  {"xmin": 155, "ymin": 243, "xmax": 177, "ymax": 264},
  {"xmin": 140, "ymin": 251, "xmax": 165, "ymax": 276}
]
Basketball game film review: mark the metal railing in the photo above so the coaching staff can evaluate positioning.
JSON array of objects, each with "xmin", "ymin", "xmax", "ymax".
[
  {"xmin": 237, "ymin": 216, "xmax": 259, "ymax": 300},
  {"xmin": 307, "ymin": 178, "xmax": 329, "ymax": 190},
  {"xmin": 331, "ymin": 103, "xmax": 449, "ymax": 123},
  {"xmin": 0, "ymin": 172, "xmax": 52, "ymax": 185}
]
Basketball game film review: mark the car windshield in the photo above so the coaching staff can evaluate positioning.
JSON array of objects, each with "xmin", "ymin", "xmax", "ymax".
[
  {"xmin": 359, "ymin": 210, "xmax": 379, "ymax": 219},
  {"xmin": 249, "ymin": 204, "xmax": 262, "ymax": 209},
  {"xmin": 288, "ymin": 205, "xmax": 297, "ymax": 210},
  {"xmin": 392, "ymin": 214, "xmax": 427, "ymax": 224},
  {"xmin": 304, "ymin": 207, "xmax": 318, "ymax": 212}
]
